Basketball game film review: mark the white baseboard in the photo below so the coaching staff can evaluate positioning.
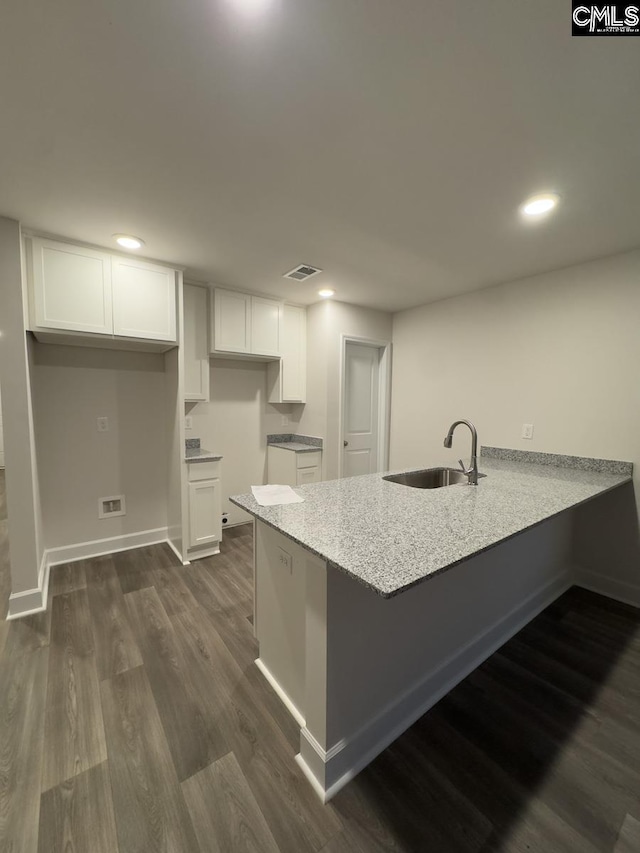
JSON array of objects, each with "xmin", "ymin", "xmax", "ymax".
[
  {"xmin": 46, "ymin": 527, "xmax": 169, "ymax": 567},
  {"xmin": 301, "ymin": 572, "xmax": 571, "ymax": 802},
  {"xmin": 166, "ymin": 537, "xmax": 189, "ymax": 566},
  {"xmin": 7, "ymin": 528, "xmax": 175, "ymax": 620},
  {"xmin": 574, "ymin": 569, "xmax": 640, "ymax": 609},
  {"xmin": 186, "ymin": 544, "xmax": 220, "ymax": 562},
  {"xmin": 7, "ymin": 549, "xmax": 50, "ymax": 619},
  {"xmin": 255, "ymin": 658, "xmax": 306, "ymax": 727}
]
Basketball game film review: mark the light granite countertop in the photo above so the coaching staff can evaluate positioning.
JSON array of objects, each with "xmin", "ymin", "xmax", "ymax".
[
  {"xmin": 267, "ymin": 433, "xmax": 323, "ymax": 453},
  {"xmin": 185, "ymin": 448, "xmax": 223, "ymax": 463},
  {"xmin": 268, "ymin": 442, "xmax": 321, "ymax": 453},
  {"xmin": 230, "ymin": 454, "xmax": 632, "ymax": 598}
]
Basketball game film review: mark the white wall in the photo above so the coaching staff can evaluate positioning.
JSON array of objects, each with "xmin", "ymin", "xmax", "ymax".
[
  {"xmin": 390, "ymin": 249, "xmax": 640, "ymax": 593},
  {"xmin": 0, "ymin": 384, "xmax": 4, "ymax": 468},
  {"xmin": 186, "ymin": 359, "xmax": 300, "ymax": 525},
  {"xmin": 298, "ymin": 300, "xmax": 393, "ymax": 481},
  {"xmin": 32, "ymin": 343, "xmax": 169, "ymax": 549}
]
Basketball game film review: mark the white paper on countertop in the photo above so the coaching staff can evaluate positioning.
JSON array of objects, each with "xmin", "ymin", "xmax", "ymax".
[{"xmin": 251, "ymin": 484, "xmax": 305, "ymax": 507}]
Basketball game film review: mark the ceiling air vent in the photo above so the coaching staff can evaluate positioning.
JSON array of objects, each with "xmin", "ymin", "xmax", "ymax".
[{"xmin": 283, "ymin": 264, "xmax": 322, "ymax": 282}]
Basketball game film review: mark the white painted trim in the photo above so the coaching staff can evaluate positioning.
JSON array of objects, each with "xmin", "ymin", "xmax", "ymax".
[
  {"xmin": 46, "ymin": 527, "xmax": 169, "ymax": 567},
  {"xmin": 255, "ymin": 657, "xmax": 306, "ymax": 727},
  {"xmin": 7, "ymin": 549, "xmax": 50, "ymax": 619},
  {"xmin": 295, "ymin": 753, "xmax": 330, "ymax": 803},
  {"xmin": 186, "ymin": 544, "xmax": 220, "ymax": 562},
  {"xmin": 302, "ymin": 572, "xmax": 571, "ymax": 802},
  {"xmin": 338, "ymin": 334, "xmax": 392, "ymax": 479},
  {"xmin": 166, "ymin": 537, "xmax": 190, "ymax": 566},
  {"xmin": 574, "ymin": 569, "xmax": 640, "ymax": 609}
]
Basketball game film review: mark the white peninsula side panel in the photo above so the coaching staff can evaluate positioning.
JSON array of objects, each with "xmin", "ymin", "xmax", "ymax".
[{"xmin": 254, "ymin": 514, "xmax": 574, "ymax": 802}]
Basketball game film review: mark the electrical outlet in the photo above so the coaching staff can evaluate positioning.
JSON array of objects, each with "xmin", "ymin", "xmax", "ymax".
[
  {"xmin": 97, "ymin": 417, "xmax": 109, "ymax": 432},
  {"xmin": 277, "ymin": 546, "xmax": 292, "ymax": 574},
  {"xmin": 281, "ymin": 415, "xmax": 289, "ymax": 427},
  {"xmin": 185, "ymin": 415, "xmax": 193, "ymax": 430},
  {"xmin": 521, "ymin": 423, "xmax": 534, "ymax": 440}
]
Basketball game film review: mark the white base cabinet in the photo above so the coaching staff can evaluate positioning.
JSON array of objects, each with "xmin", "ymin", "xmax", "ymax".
[
  {"xmin": 188, "ymin": 480, "xmax": 221, "ymax": 548},
  {"xmin": 267, "ymin": 446, "xmax": 322, "ymax": 487},
  {"xmin": 26, "ymin": 236, "xmax": 178, "ymax": 349},
  {"xmin": 187, "ymin": 460, "xmax": 222, "ymax": 557}
]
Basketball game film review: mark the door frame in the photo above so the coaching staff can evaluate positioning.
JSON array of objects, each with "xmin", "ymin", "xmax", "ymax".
[{"xmin": 338, "ymin": 335, "xmax": 392, "ymax": 479}]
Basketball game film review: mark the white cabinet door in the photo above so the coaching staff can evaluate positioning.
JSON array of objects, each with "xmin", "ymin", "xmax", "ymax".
[
  {"xmin": 281, "ymin": 304, "xmax": 306, "ymax": 401},
  {"xmin": 213, "ymin": 289, "xmax": 251, "ymax": 353},
  {"xmin": 296, "ymin": 466, "xmax": 320, "ymax": 486},
  {"xmin": 267, "ymin": 304, "xmax": 306, "ymax": 403},
  {"xmin": 183, "ymin": 284, "xmax": 210, "ymax": 402},
  {"xmin": 251, "ymin": 296, "xmax": 281, "ymax": 357},
  {"xmin": 112, "ymin": 257, "xmax": 176, "ymax": 341},
  {"xmin": 188, "ymin": 479, "xmax": 222, "ymax": 547},
  {"xmin": 31, "ymin": 238, "xmax": 113, "ymax": 334}
]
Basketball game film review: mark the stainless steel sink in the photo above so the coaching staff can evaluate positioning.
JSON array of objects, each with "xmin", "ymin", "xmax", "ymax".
[{"xmin": 383, "ymin": 467, "xmax": 485, "ymax": 489}]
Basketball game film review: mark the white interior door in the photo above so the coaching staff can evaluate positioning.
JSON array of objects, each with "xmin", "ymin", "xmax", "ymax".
[{"xmin": 343, "ymin": 342, "xmax": 380, "ymax": 478}]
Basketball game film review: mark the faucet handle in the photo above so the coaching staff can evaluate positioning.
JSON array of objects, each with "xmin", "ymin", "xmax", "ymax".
[{"xmin": 458, "ymin": 458, "xmax": 472, "ymax": 475}]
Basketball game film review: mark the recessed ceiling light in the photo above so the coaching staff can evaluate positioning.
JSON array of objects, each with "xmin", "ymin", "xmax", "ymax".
[
  {"xmin": 114, "ymin": 234, "xmax": 145, "ymax": 250},
  {"xmin": 318, "ymin": 289, "xmax": 335, "ymax": 299},
  {"xmin": 230, "ymin": 0, "xmax": 272, "ymax": 14},
  {"xmin": 520, "ymin": 193, "xmax": 560, "ymax": 218}
]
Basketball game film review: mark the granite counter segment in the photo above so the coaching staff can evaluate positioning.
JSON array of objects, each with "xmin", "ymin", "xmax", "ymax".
[
  {"xmin": 267, "ymin": 433, "xmax": 323, "ymax": 451},
  {"xmin": 231, "ymin": 454, "xmax": 632, "ymax": 599},
  {"xmin": 184, "ymin": 437, "xmax": 222, "ymax": 462},
  {"xmin": 185, "ymin": 448, "xmax": 223, "ymax": 462},
  {"xmin": 481, "ymin": 446, "xmax": 633, "ymax": 476}
]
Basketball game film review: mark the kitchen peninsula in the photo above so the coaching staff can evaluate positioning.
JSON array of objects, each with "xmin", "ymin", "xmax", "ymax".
[{"xmin": 231, "ymin": 449, "xmax": 632, "ymax": 801}]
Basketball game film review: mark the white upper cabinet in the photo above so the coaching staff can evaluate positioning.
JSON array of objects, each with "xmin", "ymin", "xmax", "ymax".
[
  {"xmin": 112, "ymin": 257, "xmax": 176, "ymax": 341},
  {"xmin": 31, "ymin": 238, "xmax": 113, "ymax": 335},
  {"xmin": 268, "ymin": 304, "xmax": 307, "ymax": 403},
  {"xmin": 251, "ymin": 296, "xmax": 281, "ymax": 357},
  {"xmin": 211, "ymin": 288, "xmax": 282, "ymax": 358},
  {"xmin": 213, "ymin": 289, "xmax": 251, "ymax": 354},
  {"xmin": 27, "ymin": 236, "xmax": 178, "ymax": 348},
  {"xmin": 183, "ymin": 283, "xmax": 210, "ymax": 402}
]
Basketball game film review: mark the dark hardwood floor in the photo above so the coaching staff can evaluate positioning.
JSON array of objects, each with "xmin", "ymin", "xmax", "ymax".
[{"xmin": 1, "ymin": 521, "xmax": 639, "ymax": 852}]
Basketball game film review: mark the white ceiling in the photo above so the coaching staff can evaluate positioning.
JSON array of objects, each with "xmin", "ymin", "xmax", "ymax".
[{"xmin": 1, "ymin": 0, "xmax": 638, "ymax": 312}]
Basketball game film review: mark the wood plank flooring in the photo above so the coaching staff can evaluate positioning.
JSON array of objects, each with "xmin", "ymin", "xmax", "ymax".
[{"xmin": 0, "ymin": 521, "xmax": 639, "ymax": 852}]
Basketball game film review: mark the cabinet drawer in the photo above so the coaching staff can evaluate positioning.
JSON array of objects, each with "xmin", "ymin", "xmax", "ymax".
[
  {"xmin": 296, "ymin": 451, "xmax": 321, "ymax": 469},
  {"xmin": 296, "ymin": 466, "xmax": 320, "ymax": 486},
  {"xmin": 188, "ymin": 460, "xmax": 220, "ymax": 481}
]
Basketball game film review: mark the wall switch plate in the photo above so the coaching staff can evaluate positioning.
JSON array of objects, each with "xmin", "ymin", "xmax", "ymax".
[
  {"xmin": 281, "ymin": 415, "xmax": 289, "ymax": 427},
  {"xmin": 521, "ymin": 423, "xmax": 534, "ymax": 440},
  {"xmin": 185, "ymin": 415, "xmax": 193, "ymax": 430},
  {"xmin": 277, "ymin": 546, "xmax": 292, "ymax": 574},
  {"xmin": 97, "ymin": 417, "xmax": 109, "ymax": 432}
]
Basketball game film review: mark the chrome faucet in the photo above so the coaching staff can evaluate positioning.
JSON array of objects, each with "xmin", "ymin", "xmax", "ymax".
[{"xmin": 443, "ymin": 420, "xmax": 479, "ymax": 485}]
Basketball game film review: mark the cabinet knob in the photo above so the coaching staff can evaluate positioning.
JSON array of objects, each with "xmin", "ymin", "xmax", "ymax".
[{"xmin": 343, "ymin": 440, "xmax": 349, "ymax": 447}]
